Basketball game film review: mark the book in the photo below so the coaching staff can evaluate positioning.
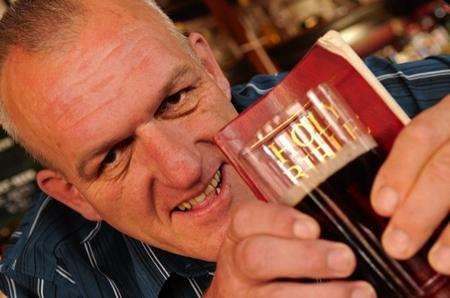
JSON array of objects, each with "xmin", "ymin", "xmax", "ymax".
[{"xmin": 214, "ymin": 30, "xmax": 410, "ymax": 202}]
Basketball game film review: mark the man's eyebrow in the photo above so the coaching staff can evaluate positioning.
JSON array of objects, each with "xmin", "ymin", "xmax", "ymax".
[
  {"xmin": 76, "ymin": 64, "xmax": 194, "ymax": 179},
  {"xmin": 76, "ymin": 137, "xmax": 122, "ymax": 179},
  {"xmin": 159, "ymin": 64, "xmax": 194, "ymax": 96}
]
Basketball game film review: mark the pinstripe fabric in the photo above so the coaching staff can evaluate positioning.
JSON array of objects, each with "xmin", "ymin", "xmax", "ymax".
[
  {"xmin": 0, "ymin": 56, "xmax": 449, "ymax": 297},
  {"xmin": 365, "ymin": 55, "xmax": 450, "ymax": 117}
]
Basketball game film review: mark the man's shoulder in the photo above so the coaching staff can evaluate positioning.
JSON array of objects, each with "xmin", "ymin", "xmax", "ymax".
[
  {"xmin": 0, "ymin": 192, "xmax": 110, "ymax": 296},
  {"xmin": 231, "ymin": 73, "xmax": 288, "ymax": 112},
  {"xmin": 1, "ymin": 192, "xmax": 95, "ymax": 261},
  {"xmin": 365, "ymin": 55, "xmax": 450, "ymax": 117},
  {"xmin": 230, "ymin": 56, "xmax": 450, "ymax": 117},
  {"xmin": 0, "ymin": 192, "xmax": 173, "ymax": 297}
]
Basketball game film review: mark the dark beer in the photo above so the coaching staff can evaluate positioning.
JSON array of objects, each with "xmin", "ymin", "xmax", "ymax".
[
  {"xmin": 296, "ymin": 148, "xmax": 449, "ymax": 297},
  {"xmin": 237, "ymin": 85, "xmax": 449, "ymax": 297}
]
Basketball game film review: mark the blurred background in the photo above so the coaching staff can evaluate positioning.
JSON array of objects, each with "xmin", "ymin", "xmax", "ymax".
[{"xmin": 0, "ymin": 0, "xmax": 449, "ymax": 256}]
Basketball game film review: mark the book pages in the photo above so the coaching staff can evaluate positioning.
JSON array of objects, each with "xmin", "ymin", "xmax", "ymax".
[{"xmin": 318, "ymin": 31, "xmax": 411, "ymax": 125}]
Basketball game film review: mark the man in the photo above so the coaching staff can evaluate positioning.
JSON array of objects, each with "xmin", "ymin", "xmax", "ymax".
[{"xmin": 0, "ymin": 0, "xmax": 448, "ymax": 297}]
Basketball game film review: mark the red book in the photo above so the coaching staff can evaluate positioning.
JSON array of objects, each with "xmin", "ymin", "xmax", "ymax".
[{"xmin": 215, "ymin": 30, "xmax": 410, "ymax": 202}]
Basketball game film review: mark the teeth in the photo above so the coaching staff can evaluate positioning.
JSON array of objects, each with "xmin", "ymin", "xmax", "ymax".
[
  {"xmin": 205, "ymin": 184, "xmax": 215, "ymax": 195},
  {"xmin": 182, "ymin": 202, "xmax": 192, "ymax": 210},
  {"xmin": 177, "ymin": 168, "xmax": 222, "ymax": 211},
  {"xmin": 211, "ymin": 177, "xmax": 219, "ymax": 188},
  {"xmin": 195, "ymin": 193, "xmax": 206, "ymax": 204}
]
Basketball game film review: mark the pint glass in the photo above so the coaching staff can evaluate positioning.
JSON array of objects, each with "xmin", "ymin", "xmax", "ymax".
[{"xmin": 219, "ymin": 84, "xmax": 449, "ymax": 297}]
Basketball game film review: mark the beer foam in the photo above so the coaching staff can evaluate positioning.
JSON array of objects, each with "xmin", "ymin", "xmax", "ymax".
[{"xmin": 280, "ymin": 134, "xmax": 376, "ymax": 206}]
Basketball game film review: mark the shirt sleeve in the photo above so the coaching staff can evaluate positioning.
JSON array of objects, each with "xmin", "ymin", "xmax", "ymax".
[
  {"xmin": 0, "ymin": 274, "xmax": 38, "ymax": 298},
  {"xmin": 0, "ymin": 272, "xmax": 82, "ymax": 298},
  {"xmin": 231, "ymin": 73, "xmax": 288, "ymax": 112},
  {"xmin": 231, "ymin": 56, "xmax": 450, "ymax": 118},
  {"xmin": 365, "ymin": 55, "xmax": 450, "ymax": 118}
]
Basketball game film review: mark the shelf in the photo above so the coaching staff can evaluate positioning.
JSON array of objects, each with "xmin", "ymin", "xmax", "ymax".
[
  {"xmin": 267, "ymin": 2, "xmax": 392, "ymax": 69},
  {"xmin": 159, "ymin": 0, "xmax": 209, "ymax": 22}
]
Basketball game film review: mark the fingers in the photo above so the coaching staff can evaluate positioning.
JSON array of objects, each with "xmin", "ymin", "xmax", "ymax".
[
  {"xmin": 370, "ymin": 97, "xmax": 450, "ymax": 262},
  {"xmin": 212, "ymin": 199, "xmax": 362, "ymax": 298},
  {"xmin": 234, "ymin": 236, "xmax": 356, "ymax": 280},
  {"xmin": 228, "ymin": 200, "xmax": 320, "ymax": 241},
  {"xmin": 371, "ymin": 98, "xmax": 450, "ymax": 217},
  {"xmin": 381, "ymin": 142, "xmax": 450, "ymax": 259},
  {"xmin": 254, "ymin": 281, "xmax": 376, "ymax": 298},
  {"xmin": 429, "ymin": 224, "xmax": 450, "ymax": 275}
]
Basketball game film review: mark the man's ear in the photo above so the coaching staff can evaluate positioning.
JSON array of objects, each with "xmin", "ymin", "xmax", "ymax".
[
  {"xmin": 36, "ymin": 169, "xmax": 102, "ymax": 221},
  {"xmin": 188, "ymin": 32, "xmax": 231, "ymax": 100}
]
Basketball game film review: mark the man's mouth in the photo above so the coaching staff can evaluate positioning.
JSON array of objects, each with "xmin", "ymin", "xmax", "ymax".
[{"xmin": 176, "ymin": 167, "xmax": 223, "ymax": 212}]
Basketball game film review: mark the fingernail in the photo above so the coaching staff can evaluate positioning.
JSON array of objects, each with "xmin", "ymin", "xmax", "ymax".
[
  {"xmin": 352, "ymin": 283, "xmax": 376, "ymax": 298},
  {"xmin": 293, "ymin": 219, "xmax": 318, "ymax": 239},
  {"xmin": 327, "ymin": 245, "xmax": 354, "ymax": 272},
  {"xmin": 429, "ymin": 244, "xmax": 450, "ymax": 274},
  {"xmin": 376, "ymin": 187, "xmax": 399, "ymax": 214},
  {"xmin": 384, "ymin": 228, "xmax": 411, "ymax": 257}
]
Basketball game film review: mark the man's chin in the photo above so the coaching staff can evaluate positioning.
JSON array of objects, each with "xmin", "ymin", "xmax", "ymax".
[
  {"xmin": 167, "ymin": 164, "xmax": 255, "ymax": 261},
  {"xmin": 171, "ymin": 222, "xmax": 229, "ymax": 262}
]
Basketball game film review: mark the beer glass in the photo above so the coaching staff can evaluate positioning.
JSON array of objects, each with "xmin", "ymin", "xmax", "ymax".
[{"xmin": 220, "ymin": 84, "xmax": 449, "ymax": 297}]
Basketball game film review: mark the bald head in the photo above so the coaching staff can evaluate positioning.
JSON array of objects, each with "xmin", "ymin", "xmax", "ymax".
[{"xmin": 0, "ymin": 0, "xmax": 188, "ymax": 168}]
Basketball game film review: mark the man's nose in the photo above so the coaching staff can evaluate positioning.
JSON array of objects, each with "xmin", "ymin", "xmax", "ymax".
[{"xmin": 136, "ymin": 123, "xmax": 203, "ymax": 189}]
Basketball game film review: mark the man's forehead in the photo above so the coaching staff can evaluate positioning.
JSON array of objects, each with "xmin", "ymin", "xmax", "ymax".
[
  {"xmin": 3, "ymin": 0, "xmax": 181, "ymax": 110},
  {"xmin": 79, "ymin": 0, "xmax": 171, "ymax": 45},
  {"xmin": 2, "ymin": 0, "xmax": 191, "ymax": 171}
]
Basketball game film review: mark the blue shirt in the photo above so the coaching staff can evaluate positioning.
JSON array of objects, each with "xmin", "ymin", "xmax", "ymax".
[{"xmin": 1, "ymin": 56, "xmax": 449, "ymax": 298}]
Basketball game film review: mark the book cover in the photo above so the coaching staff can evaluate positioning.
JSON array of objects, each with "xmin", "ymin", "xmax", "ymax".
[{"xmin": 214, "ymin": 30, "xmax": 410, "ymax": 202}]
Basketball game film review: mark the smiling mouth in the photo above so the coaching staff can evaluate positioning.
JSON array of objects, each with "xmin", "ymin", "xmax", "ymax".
[{"xmin": 176, "ymin": 166, "xmax": 223, "ymax": 212}]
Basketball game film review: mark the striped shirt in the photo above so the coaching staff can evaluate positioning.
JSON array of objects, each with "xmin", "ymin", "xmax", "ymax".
[{"xmin": 0, "ymin": 56, "xmax": 449, "ymax": 298}]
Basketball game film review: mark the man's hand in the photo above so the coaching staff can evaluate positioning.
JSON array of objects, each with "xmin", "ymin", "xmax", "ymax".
[
  {"xmin": 205, "ymin": 200, "xmax": 376, "ymax": 298},
  {"xmin": 371, "ymin": 94, "xmax": 450, "ymax": 275}
]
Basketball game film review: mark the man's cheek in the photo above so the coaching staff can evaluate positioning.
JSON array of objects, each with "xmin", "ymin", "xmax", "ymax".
[
  {"xmin": 83, "ymin": 181, "xmax": 129, "ymax": 218},
  {"xmin": 120, "ymin": 175, "xmax": 156, "ymax": 217}
]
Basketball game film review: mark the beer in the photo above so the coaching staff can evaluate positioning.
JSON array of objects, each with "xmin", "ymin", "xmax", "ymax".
[
  {"xmin": 297, "ymin": 149, "xmax": 449, "ymax": 297},
  {"xmin": 239, "ymin": 85, "xmax": 449, "ymax": 297}
]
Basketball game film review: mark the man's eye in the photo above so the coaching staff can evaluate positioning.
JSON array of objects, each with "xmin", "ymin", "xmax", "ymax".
[
  {"xmin": 99, "ymin": 150, "xmax": 120, "ymax": 173},
  {"xmin": 98, "ymin": 137, "xmax": 134, "ymax": 175},
  {"xmin": 103, "ymin": 150, "xmax": 118, "ymax": 166},
  {"xmin": 155, "ymin": 87, "xmax": 198, "ymax": 119}
]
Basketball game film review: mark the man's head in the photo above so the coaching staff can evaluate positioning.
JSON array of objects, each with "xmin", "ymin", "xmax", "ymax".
[{"xmin": 0, "ymin": 0, "xmax": 255, "ymax": 260}]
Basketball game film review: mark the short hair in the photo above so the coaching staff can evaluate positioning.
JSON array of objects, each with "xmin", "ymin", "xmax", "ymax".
[
  {"xmin": 0, "ymin": 0, "xmax": 84, "ymax": 167},
  {"xmin": 0, "ymin": 0, "xmax": 186, "ymax": 168}
]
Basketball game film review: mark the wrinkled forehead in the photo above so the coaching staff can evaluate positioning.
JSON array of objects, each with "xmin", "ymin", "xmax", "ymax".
[{"xmin": 0, "ymin": 0, "xmax": 189, "ymax": 171}]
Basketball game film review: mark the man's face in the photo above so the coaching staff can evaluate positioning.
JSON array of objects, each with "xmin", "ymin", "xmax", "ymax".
[{"xmin": 1, "ymin": 1, "xmax": 255, "ymax": 260}]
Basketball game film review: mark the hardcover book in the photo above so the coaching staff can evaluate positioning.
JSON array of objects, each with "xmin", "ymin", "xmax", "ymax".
[{"xmin": 215, "ymin": 30, "xmax": 410, "ymax": 202}]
